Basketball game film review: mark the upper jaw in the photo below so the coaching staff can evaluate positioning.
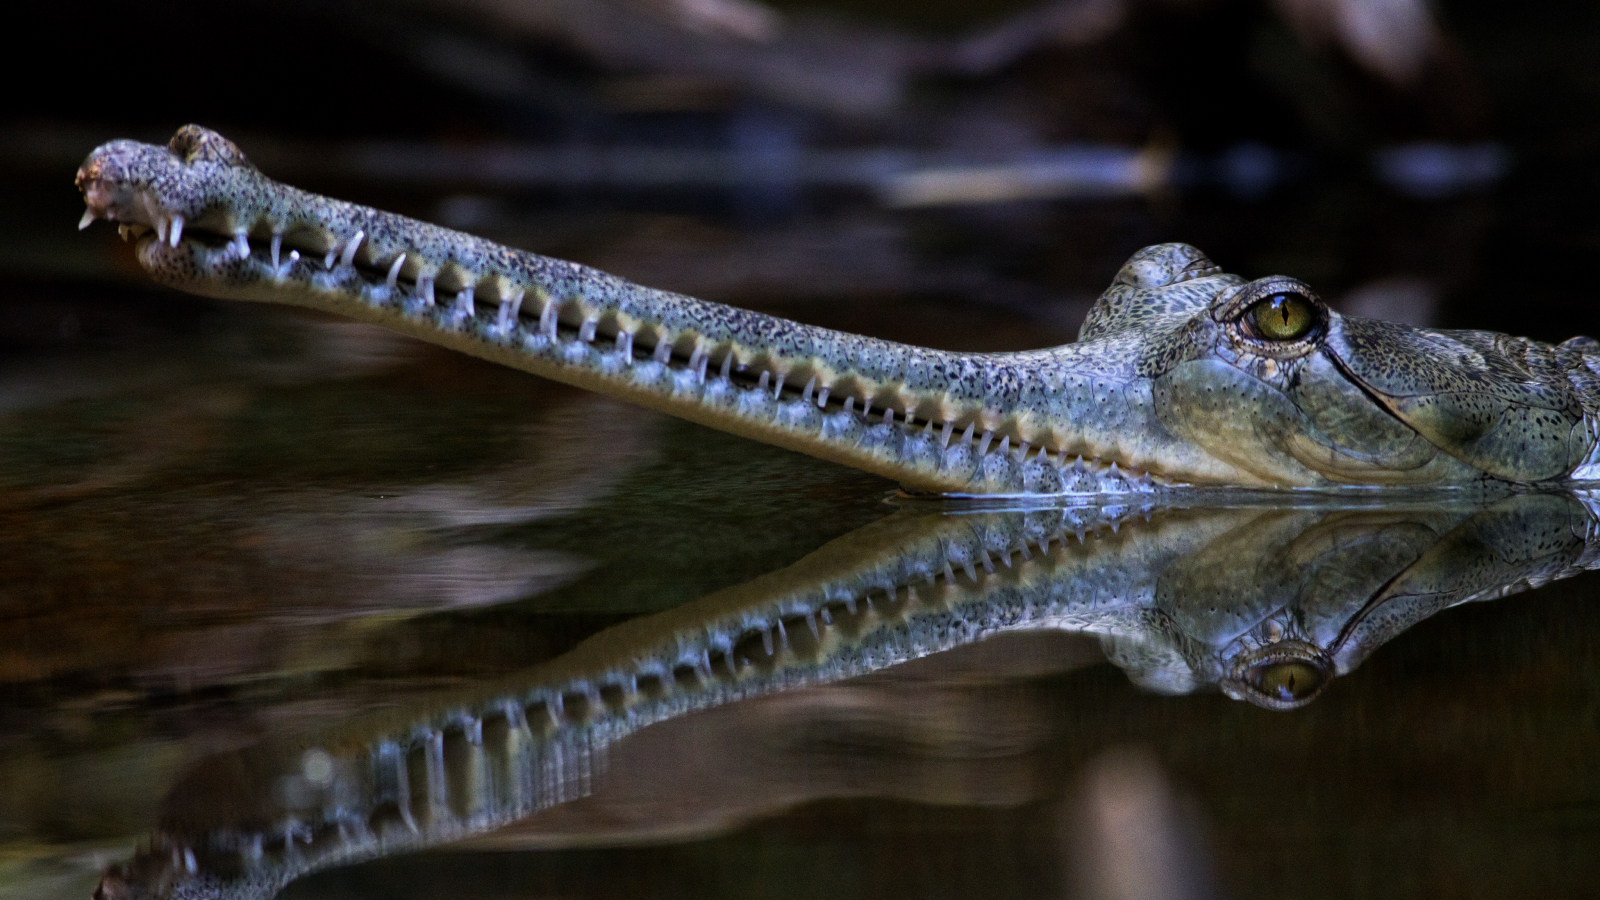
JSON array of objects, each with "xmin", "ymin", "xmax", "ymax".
[
  {"xmin": 76, "ymin": 136, "xmax": 240, "ymax": 248},
  {"xmin": 77, "ymin": 143, "xmax": 157, "ymax": 227}
]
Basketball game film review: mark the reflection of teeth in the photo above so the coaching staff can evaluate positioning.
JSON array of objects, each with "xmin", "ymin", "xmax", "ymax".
[
  {"xmin": 118, "ymin": 225, "xmax": 134, "ymax": 242},
  {"xmin": 496, "ymin": 288, "xmax": 523, "ymax": 331},
  {"xmin": 78, "ymin": 209, "xmax": 96, "ymax": 231},
  {"xmin": 270, "ymin": 233, "xmax": 282, "ymax": 269},
  {"xmin": 323, "ymin": 247, "xmax": 336, "ymax": 270},
  {"xmin": 169, "ymin": 215, "xmax": 184, "ymax": 248},
  {"xmin": 232, "ymin": 233, "xmax": 249, "ymax": 258},
  {"xmin": 539, "ymin": 299, "xmax": 557, "ymax": 337},
  {"xmin": 155, "ymin": 217, "xmax": 168, "ymax": 244}
]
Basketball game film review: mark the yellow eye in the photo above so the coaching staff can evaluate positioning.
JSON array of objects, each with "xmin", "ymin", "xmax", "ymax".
[
  {"xmin": 1249, "ymin": 661, "xmax": 1325, "ymax": 702},
  {"xmin": 1249, "ymin": 292, "xmax": 1317, "ymax": 341}
]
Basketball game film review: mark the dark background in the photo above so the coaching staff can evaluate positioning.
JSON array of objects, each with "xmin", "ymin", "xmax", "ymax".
[
  {"xmin": 7, "ymin": 0, "xmax": 1600, "ymax": 346},
  {"xmin": 3, "ymin": 2, "xmax": 1600, "ymax": 899}
]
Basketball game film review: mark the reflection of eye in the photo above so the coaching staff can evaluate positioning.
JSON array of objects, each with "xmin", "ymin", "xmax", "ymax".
[
  {"xmin": 1249, "ymin": 660, "xmax": 1325, "ymax": 702},
  {"xmin": 1248, "ymin": 292, "xmax": 1318, "ymax": 341}
]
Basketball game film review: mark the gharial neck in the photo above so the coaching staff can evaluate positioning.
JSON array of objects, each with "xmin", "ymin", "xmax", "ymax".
[
  {"xmin": 106, "ymin": 502, "xmax": 1230, "ymax": 900},
  {"xmin": 75, "ymin": 128, "xmax": 1247, "ymax": 495}
]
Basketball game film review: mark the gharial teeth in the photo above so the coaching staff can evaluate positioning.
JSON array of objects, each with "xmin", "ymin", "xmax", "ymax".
[
  {"xmin": 168, "ymin": 215, "xmax": 184, "ymax": 248},
  {"xmin": 271, "ymin": 233, "xmax": 283, "ymax": 269},
  {"xmin": 385, "ymin": 253, "xmax": 406, "ymax": 291},
  {"xmin": 340, "ymin": 230, "xmax": 363, "ymax": 268},
  {"xmin": 78, "ymin": 209, "xmax": 96, "ymax": 231},
  {"xmin": 231, "ymin": 232, "xmax": 249, "ymax": 259}
]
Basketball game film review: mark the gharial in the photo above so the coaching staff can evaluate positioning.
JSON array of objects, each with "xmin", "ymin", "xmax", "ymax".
[{"xmin": 75, "ymin": 125, "xmax": 1600, "ymax": 495}]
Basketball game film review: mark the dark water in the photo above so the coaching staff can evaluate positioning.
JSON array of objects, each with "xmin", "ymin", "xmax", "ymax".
[{"xmin": 7, "ymin": 1, "xmax": 1600, "ymax": 898}]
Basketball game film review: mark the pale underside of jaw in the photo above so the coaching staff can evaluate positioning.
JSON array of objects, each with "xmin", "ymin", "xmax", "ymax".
[{"xmin": 79, "ymin": 171, "xmax": 1185, "ymax": 496}]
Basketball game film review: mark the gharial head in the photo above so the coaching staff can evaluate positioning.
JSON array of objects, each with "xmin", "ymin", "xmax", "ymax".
[
  {"xmin": 1089, "ymin": 243, "xmax": 1600, "ymax": 487},
  {"xmin": 74, "ymin": 125, "xmax": 1600, "ymax": 492}
]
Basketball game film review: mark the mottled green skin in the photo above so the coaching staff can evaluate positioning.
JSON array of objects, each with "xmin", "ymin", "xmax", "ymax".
[
  {"xmin": 96, "ymin": 491, "xmax": 1600, "ymax": 900},
  {"xmin": 76, "ymin": 126, "xmax": 1600, "ymax": 493}
]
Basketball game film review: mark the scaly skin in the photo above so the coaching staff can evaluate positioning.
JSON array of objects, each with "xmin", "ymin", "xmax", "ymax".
[
  {"xmin": 96, "ymin": 491, "xmax": 1600, "ymax": 900},
  {"xmin": 76, "ymin": 126, "xmax": 1600, "ymax": 493}
]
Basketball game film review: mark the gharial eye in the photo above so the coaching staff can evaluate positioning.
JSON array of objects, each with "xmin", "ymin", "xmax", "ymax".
[
  {"xmin": 1248, "ymin": 292, "xmax": 1318, "ymax": 341},
  {"xmin": 1248, "ymin": 660, "xmax": 1325, "ymax": 702}
]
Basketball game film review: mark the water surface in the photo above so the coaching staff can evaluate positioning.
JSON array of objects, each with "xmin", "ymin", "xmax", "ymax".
[{"xmin": 3, "ymin": 299, "xmax": 1598, "ymax": 900}]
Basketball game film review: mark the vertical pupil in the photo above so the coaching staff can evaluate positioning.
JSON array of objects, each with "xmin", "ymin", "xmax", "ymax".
[{"xmin": 1253, "ymin": 292, "xmax": 1313, "ymax": 340}]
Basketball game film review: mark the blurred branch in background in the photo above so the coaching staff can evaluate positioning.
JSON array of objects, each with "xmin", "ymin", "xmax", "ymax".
[
  {"xmin": 1270, "ymin": 0, "xmax": 1437, "ymax": 85},
  {"xmin": 414, "ymin": 0, "xmax": 1447, "ymax": 116},
  {"xmin": 414, "ymin": 0, "xmax": 1130, "ymax": 116}
]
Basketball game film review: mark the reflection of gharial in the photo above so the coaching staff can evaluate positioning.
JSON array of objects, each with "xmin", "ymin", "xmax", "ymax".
[
  {"xmin": 77, "ymin": 127, "xmax": 1600, "ymax": 495},
  {"xmin": 96, "ymin": 492, "xmax": 1600, "ymax": 900}
]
